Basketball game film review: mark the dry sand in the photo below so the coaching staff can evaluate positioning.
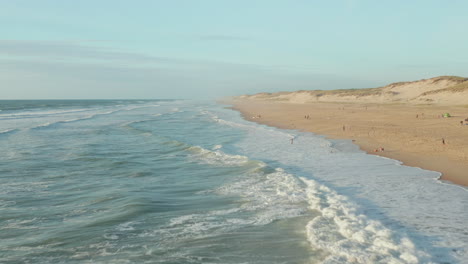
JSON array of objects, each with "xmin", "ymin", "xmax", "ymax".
[{"xmin": 228, "ymin": 100, "xmax": 468, "ymax": 186}]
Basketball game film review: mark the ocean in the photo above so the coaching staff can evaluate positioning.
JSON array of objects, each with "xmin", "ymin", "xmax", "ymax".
[{"xmin": 0, "ymin": 99, "xmax": 466, "ymax": 264}]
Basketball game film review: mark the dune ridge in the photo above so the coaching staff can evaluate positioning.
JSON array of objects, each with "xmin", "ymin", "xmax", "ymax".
[{"xmin": 240, "ymin": 76, "xmax": 468, "ymax": 106}]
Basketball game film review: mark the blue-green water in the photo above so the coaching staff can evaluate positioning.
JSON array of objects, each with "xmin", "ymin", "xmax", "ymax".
[{"xmin": 0, "ymin": 100, "xmax": 466, "ymax": 263}]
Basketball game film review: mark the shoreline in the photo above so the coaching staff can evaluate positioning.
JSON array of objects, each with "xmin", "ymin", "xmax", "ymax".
[{"xmin": 227, "ymin": 99, "xmax": 468, "ymax": 187}]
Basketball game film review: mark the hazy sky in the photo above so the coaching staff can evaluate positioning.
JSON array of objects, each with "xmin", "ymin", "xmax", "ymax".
[{"xmin": 1, "ymin": 0, "xmax": 467, "ymax": 99}]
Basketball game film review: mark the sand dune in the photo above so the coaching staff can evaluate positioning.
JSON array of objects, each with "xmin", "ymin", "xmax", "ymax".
[
  {"xmin": 230, "ymin": 76, "xmax": 468, "ymax": 186},
  {"xmin": 240, "ymin": 76, "xmax": 468, "ymax": 105}
]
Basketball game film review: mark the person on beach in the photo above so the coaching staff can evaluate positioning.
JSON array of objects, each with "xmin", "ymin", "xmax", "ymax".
[
  {"xmin": 290, "ymin": 137, "xmax": 294, "ymax": 144},
  {"xmin": 374, "ymin": 147, "xmax": 384, "ymax": 152},
  {"xmin": 442, "ymin": 138, "xmax": 445, "ymax": 145}
]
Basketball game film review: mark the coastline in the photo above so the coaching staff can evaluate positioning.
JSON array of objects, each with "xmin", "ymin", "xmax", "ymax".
[{"xmin": 227, "ymin": 99, "xmax": 468, "ymax": 186}]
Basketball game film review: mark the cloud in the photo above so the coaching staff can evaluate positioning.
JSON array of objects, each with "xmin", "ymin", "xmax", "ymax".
[
  {"xmin": 0, "ymin": 39, "xmax": 185, "ymax": 66},
  {"xmin": 0, "ymin": 58, "xmax": 204, "ymax": 99}
]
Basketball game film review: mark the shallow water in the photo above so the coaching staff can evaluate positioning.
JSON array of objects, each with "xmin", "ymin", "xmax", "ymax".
[{"xmin": 0, "ymin": 100, "xmax": 466, "ymax": 263}]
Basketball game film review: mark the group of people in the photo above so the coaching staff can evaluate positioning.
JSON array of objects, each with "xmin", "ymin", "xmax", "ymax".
[{"xmin": 374, "ymin": 147, "xmax": 385, "ymax": 152}]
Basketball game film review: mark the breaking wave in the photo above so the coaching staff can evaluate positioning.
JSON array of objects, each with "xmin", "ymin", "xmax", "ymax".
[
  {"xmin": 30, "ymin": 110, "xmax": 120, "ymax": 130},
  {"xmin": 178, "ymin": 141, "xmax": 432, "ymax": 263},
  {"xmin": 0, "ymin": 128, "xmax": 19, "ymax": 136}
]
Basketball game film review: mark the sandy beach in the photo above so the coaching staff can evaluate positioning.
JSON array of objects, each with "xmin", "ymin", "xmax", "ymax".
[{"xmin": 227, "ymin": 77, "xmax": 468, "ymax": 186}]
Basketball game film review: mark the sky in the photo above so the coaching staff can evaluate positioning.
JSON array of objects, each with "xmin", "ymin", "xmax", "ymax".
[{"xmin": 1, "ymin": 0, "xmax": 467, "ymax": 99}]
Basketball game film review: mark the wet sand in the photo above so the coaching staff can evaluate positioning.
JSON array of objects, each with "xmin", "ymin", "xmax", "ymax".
[{"xmin": 229, "ymin": 99, "xmax": 468, "ymax": 186}]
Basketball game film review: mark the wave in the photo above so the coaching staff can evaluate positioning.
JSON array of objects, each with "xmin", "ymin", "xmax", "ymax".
[
  {"xmin": 123, "ymin": 104, "xmax": 160, "ymax": 111},
  {"xmin": 201, "ymin": 109, "xmax": 299, "ymax": 142},
  {"xmin": 140, "ymin": 165, "xmax": 311, "ymax": 255},
  {"xmin": 122, "ymin": 119, "xmax": 151, "ymax": 128},
  {"xmin": 31, "ymin": 117, "xmax": 93, "ymax": 130},
  {"xmin": 302, "ymin": 178, "xmax": 431, "ymax": 264},
  {"xmin": 14, "ymin": 104, "xmax": 159, "ymax": 130},
  {"xmin": 216, "ymin": 166, "xmax": 310, "ymax": 222},
  {"xmin": 0, "ymin": 128, "xmax": 19, "ymax": 136},
  {"xmin": 120, "ymin": 111, "xmax": 173, "ymax": 131},
  {"xmin": 0, "ymin": 101, "xmax": 161, "ymax": 121},
  {"xmin": 229, "ymin": 166, "xmax": 433, "ymax": 262},
  {"xmin": 120, "ymin": 116, "xmax": 167, "ymax": 136},
  {"xmin": 161, "ymin": 142, "xmax": 431, "ymax": 263},
  {"xmin": 173, "ymin": 135, "xmax": 437, "ymax": 263},
  {"xmin": 186, "ymin": 145, "xmax": 251, "ymax": 166},
  {"xmin": 0, "ymin": 108, "xmax": 94, "ymax": 120},
  {"xmin": 30, "ymin": 110, "xmax": 120, "ymax": 130},
  {"xmin": 220, "ymin": 157, "xmax": 431, "ymax": 263}
]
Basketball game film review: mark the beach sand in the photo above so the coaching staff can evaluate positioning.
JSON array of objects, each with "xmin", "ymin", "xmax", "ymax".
[{"xmin": 228, "ymin": 99, "xmax": 468, "ymax": 186}]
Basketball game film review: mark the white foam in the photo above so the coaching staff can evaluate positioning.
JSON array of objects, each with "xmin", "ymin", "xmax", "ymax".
[
  {"xmin": 187, "ymin": 145, "xmax": 250, "ymax": 166},
  {"xmin": 216, "ymin": 167, "xmax": 311, "ymax": 225},
  {"xmin": 1, "ymin": 218, "xmax": 40, "ymax": 230},
  {"xmin": 206, "ymin": 111, "xmax": 298, "ymax": 145},
  {"xmin": 146, "ymin": 164, "xmax": 313, "ymax": 252},
  {"xmin": 123, "ymin": 104, "xmax": 160, "ymax": 111},
  {"xmin": 116, "ymin": 221, "xmax": 137, "ymax": 231},
  {"xmin": 32, "ymin": 122, "xmax": 53, "ymax": 129},
  {"xmin": 302, "ymin": 178, "xmax": 431, "ymax": 264},
  {"xmin": 0, "ymin": 128, "xmax": 18, "ymax": 135},
  {"xmin": 0, "ymin": 108, "xmax": 91, "ymax": 119},
  {"xmin": 212, "ymin": 144, "xmax": 222, "ymax": 150},
  {"xmin": 214, "ymin": 161, "xmax": 431, "ymax": 263}
]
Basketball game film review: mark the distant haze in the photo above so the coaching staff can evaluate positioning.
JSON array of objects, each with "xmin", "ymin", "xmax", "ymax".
[{"xmin": 1, "ymin": 1, "xmax": 468, "ymax": 99}]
